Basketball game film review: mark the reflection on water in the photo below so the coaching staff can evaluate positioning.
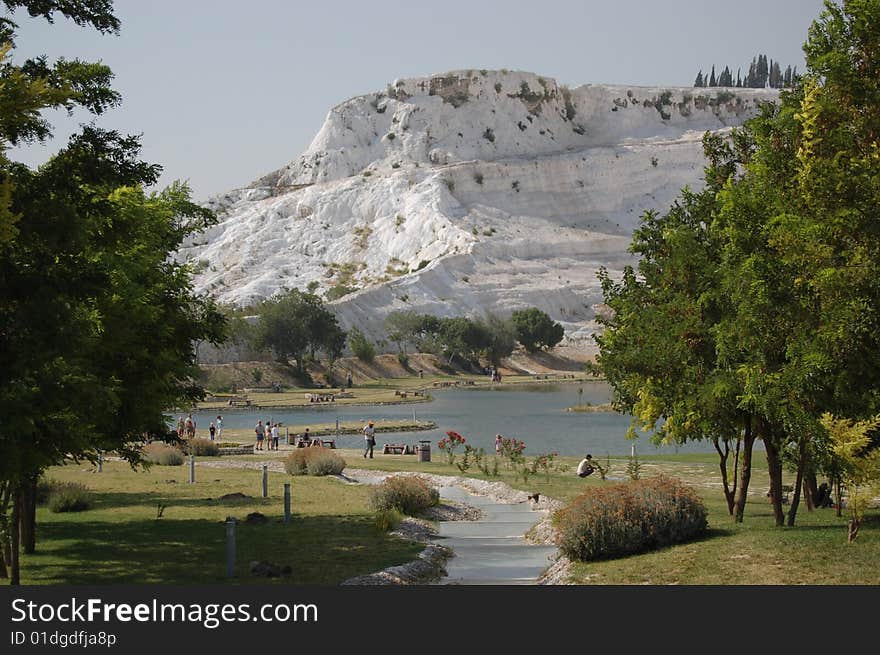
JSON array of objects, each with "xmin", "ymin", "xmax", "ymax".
[{"xmin": 189, "ymin": 382, "xmax": 721, "ymax": 457}]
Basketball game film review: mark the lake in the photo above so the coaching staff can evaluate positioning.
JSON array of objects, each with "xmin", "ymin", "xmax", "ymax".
[{"xmin": 187, "ymin": 382, "xmax": 725, "ymax": 457}]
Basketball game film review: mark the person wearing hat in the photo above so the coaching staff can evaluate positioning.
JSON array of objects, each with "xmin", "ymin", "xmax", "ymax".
[
  {"xmin": 577, "ymin": 453, "xmax": 596, "ymax": 478},
  {"xmin": 363, "ymin": 421, "xmax": 376, "ymax": 458}
]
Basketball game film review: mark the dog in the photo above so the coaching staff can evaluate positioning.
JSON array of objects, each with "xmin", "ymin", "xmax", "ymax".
[{"xmin": 527, "ymin": 492, "xmax": 540, "ymax": 504}]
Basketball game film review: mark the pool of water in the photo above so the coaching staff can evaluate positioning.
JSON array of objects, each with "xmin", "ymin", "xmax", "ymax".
[{"xmin": 186, "ymin": 382, "xmax": 720, "ymax": 457}]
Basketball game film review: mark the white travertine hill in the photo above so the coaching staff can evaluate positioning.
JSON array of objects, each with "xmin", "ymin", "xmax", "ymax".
[{"xmin": 180, "ymin": 69, "xmax": 777, "ymax": 346}]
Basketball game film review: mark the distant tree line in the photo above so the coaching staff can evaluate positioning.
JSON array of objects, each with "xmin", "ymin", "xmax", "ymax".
[
  {"xmin": 226, "ymin": 294, "xmax": 566, "ymax": 375},
  {"xmin": 694, "ymin": 54, "xmax": 798, "ymax": 89}
]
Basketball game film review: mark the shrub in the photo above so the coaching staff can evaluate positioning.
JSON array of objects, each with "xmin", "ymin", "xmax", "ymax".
[
  {"xmin": 143, "ymin": 442, "xmax": 185, "ymax": 466},
  {"xmin": 375, "ymin": 508, "xmax": 404, "ymax": 532},
  {"xmin": 307, "ymin": 450, "xmax": 346, "ymax": 476},
  {"xmin": 185, "ymin": 438, "xmax": 220, "ymax": 456},
  {"xmin": 283, "ymin": 449, "xmax": 346, "ymax": 476},
  {"xmin": 397, "ymin": 352, "xmax": 410, "ymax": 369},
  {"xmin": 47, "ymin": 482, "xmax": 92, "ymax": 513},
  {"xmin": 348, "ymin": 327, "xmax": 376, "ymax": 363},
  {"xmin": 554, "ymin": 475, "xmax": 708, "ymax": 561},
  {"xmin": 369, "ymin": 476, "xmax": 439, "ymax": 515}
]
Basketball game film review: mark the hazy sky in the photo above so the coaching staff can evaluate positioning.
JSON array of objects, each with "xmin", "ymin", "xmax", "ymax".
[{"xmin": 9, "ymin": 0, "xmax": 826, "ymax": 201}]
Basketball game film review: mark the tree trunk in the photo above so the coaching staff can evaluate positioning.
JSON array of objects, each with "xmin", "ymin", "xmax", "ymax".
[
  {"xmin": 763, "ymin": 430, "xmax": 786, "ymax": 527},
  {"xmin": 10, "ymin": 488, "xmax": 21, "ymax": 585},
  {"xmin": 834, "ymin": 476, "xmax": 843, "ymax": 518},
  {"xmin": 713, "ymin": 436, "xmax": 734, "ymax": 515},
  {"xmin": 21, "ymin": 475, "xmax": 37, "ymax": 554},
  {"xmin": 733, "ymin": 415, "xmax": 755, "ymax": 523},
  {"xmin": 786, "ymin": 436, "xmax": 807, "ymax": 527},
  {"xmin": 0, "ymin": 481, "xmax": 10, "ymax": 578},
  {"xmin": 805, "ymin": 470, "xmax": 818, "ymax": 510},
  {"xmin": 848, "ymin": 519, "xmax": 859, "ymax": 542}
]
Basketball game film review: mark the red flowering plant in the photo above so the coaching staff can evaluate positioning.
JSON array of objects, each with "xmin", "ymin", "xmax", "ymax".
[
  {"xmin": 438, "ymin": 431, "xmax": 467, "ymax": 465},
  {"xmin": 530, "ymin": 451, "xmax": 559, "ymax": 483},
  {"xmin": 500, "ymin": 437, "xmax": 526, "ymax": 469}
]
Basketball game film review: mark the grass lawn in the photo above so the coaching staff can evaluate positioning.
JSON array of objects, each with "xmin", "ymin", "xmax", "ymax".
[
  {"xmin": 19, "ymin": 449, "xmax": 879, "ymax": 585},
  {"xmin": 336, "ymin": 449, "xmax": 880, "ymax": 584},
  {"xmin": 20, "ymin": 459, "xmax": 422, "ymax": 585}
]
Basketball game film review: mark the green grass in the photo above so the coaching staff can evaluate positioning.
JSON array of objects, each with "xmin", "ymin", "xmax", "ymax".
[
  {"xmin": 338, "ymin": 449, "xmax": 880, "ymax": 584},
  {"xmin": 20, "ymin": 460, "xmax": 422, "ymax": 585},
  {"xmin": 19, "ymin": 450, "xmax": 880, "ymax": 585}
]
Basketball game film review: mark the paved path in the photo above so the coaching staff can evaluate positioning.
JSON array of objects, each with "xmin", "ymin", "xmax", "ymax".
[{"xmin": 434, "ymin": 485, "xmax": 557, "ymax": 585}]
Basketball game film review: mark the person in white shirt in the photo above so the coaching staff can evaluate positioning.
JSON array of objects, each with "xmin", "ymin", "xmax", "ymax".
[
  {"xmin": 216, "ymin": 415, "xmax": 223, "ymax": 440},
  {"xmin": 577, "ymin": 454, "xmax": 596, "ymax": 478},
  {"xmin": 363, "ymin": 421, "xmax": 376, "ymax": 459}
]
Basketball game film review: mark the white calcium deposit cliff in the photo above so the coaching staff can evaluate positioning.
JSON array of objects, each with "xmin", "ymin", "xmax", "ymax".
[{"xmin": 180, "ymin": 70, "xmax": 777, "ymax": 346}]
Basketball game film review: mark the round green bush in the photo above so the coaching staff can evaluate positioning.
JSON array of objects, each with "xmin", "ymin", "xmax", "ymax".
[
  {"xmin": 47, "ymin": 482, "xmax": 92, "ymax": 513},
  {"xmin": 185, "ymin": 438, "xmax": 220, "ymax": 456},
  {"xmin": 368, "ymin": 475, "xmax": 439, "ymax": 515},
  {"xmin": 553, "ymin": 474, "xmax": 708, "ymax": 561},
  {"xmin": 283, "ymin": 449, "xmax": 345, "ymax": 476},
  {"xmin": 143, "ymin": 442, "xmax": 185, "ymax": 466}
]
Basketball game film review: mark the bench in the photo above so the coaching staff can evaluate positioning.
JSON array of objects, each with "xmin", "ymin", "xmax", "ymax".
[
  {"xmin": 313, "ymin": 439, "xmax": 336, "ymax": 449},
  {"xmin": 305, "ymin": 393, "xmax": 336, "ymax": 403},
  {"xmin": 228, "ymin": 398, "xmax": 251, "ymax": 407},
  {"xmin": 383, "ymin": 443, "xmax": 413, "ymax": 455}
]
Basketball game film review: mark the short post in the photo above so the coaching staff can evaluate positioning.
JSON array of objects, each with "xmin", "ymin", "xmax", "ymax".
[
  {"xmin": 97, "ymin": 450, "xmax": 103, "ymax": 473},
  {"xmin": 189, "ymin": 454, "xmax": 195, "ymax": 484},
  {"xmin": 283, "ymin": 482, "xmax": 291, "ymax": 524},
  {"xmin": 261, "ymin": 464, "xmax": 268, "ymax": 498},
  {"xmin": 631, "ymin": 443, "xmax": 636, "ymax": 458},
  {"xmin": 285, "ymin": 426, "xmax": 290, "ymax": 446},
  {"xmin": 225, "ymin": 517, "xmax": 237, "ymax": 578}
]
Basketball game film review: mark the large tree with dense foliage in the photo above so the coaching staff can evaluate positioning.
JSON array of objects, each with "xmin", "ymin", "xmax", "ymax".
[
  {"xmin": 251, "ymin": 289, "xmax": 345, "ymax": 373},
  {"xmin": 511, "ymin": 307, "xmax": 564, "ymax": 353},
  {"xmin": 599, "ymin": 0, "xmax": 880, "ymax": 528},
  {"xmin": 0, "ymin": 1, "xmax": 225, "ymax": 584}
]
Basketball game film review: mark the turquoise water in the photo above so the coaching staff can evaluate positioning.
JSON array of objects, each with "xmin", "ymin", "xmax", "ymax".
[{"xmin": 188, "ymin": 382, "xmax": 720, "ymax": 457}]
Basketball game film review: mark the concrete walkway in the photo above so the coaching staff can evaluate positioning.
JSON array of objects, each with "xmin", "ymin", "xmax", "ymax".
[{"xmin": 435, "ymin": 485, "xmax": 557, "ymax": 585}]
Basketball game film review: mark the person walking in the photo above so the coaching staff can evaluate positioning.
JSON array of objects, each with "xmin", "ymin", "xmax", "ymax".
[
  {"xmin": 216, "ymin": 415, "xmax": 223, "ymax": 441},
  {"xmin": 254, "ymin": 420, "xmax": 265, "ymax": 451},
  {"xmin": 363, "ymin": 421, "xmax": 376, "ymax": 459},
  {"xmin": 209, "ymin": 421, "xmax": 216, "ymax": 441},
  {"xmin": 271, "ymin": 423, "xmax": 279, "ymax": 451},
  {"xmin": 494, "ymin": 434, "xmax": 503, "ymax": 456}
]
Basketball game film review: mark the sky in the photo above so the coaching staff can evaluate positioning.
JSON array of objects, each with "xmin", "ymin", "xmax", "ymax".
[{"xmin": 9, "ymin": 0, "xmax": 827, "ymax": 201}]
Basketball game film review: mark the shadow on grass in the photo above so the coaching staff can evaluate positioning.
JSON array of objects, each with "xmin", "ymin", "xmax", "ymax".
[
  {"xmin": 23, "ymin": 514, "xmax": 423, "ymax": 585},
  {"xmin": 83, "ymin": 491, "xmax": 280, "ymax": 511}
]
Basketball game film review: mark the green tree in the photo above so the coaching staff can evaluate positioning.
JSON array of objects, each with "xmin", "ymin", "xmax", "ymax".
[
  {"xmin": 251, "ymin": 289, "xmax": 343, "ymax": 374},
  {"xmin": 511, "ymin": 308, "xmax": 564, "ymax": 353},
  {"xmin": 819, "ymin": 414, "xmax": 880, "ymax": 542},
  {"xmin": 476, "ymin": 314, "xmax": 516, "ymax": 366},
  {"xmin": 348, "ymin": 327, "xmax": 376, "ymax": 363}
]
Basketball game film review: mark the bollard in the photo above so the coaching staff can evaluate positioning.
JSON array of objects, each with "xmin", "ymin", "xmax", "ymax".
[
  {"xmin": 189, "ymin": 454, "xmax": 195, "ymax": 484},
  {"xmin": 631, "ymin": 443, "xmax": 636, "ymax": 458},
  {"xmin": 284, "ymin": 482, "xmax": 291, "ymax": 524},
  {"xmin": 261, "ymin": 464, "xmax": 268, "ymax": 498},
  {"xmin": 97, "ymin": 451, "xmax": 103, "ymax": 473},
  {"xmin": 225, "ymin": 517, "xmax": 237, "ymax": 578}
]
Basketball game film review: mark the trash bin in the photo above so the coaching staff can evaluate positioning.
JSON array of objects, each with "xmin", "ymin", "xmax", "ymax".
[{"xmin": 418, "ymin": 440, "xmax": 431, "ymax": 462}]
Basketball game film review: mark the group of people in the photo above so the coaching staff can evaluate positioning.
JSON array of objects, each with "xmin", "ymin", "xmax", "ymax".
[
  {"xmin": 254, "ymin": 419, "xmax": 281, "ymax": 451},
  {"xmin": 175, "ymin": 414, "xmax": 223, "ymax": 441}
]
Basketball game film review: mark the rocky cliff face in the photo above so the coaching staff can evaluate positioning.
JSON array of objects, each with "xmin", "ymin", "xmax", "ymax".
[{"xmin": 179, "ymin": 69, "xmax": 777, "ymax": 346}]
